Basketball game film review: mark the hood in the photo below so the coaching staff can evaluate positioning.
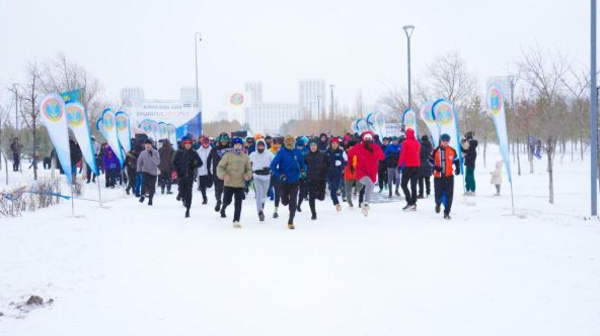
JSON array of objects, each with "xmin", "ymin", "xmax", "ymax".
[
  {"xmin": 496, "ymin": 161, "xmax": 503, "ymax": 169},
  {"xmin": 105, "ymin": 146, "xmax": 114, "ymax": 155},
  {"xmin": 256, "ymin": 139, "xmax": 267, "ymax": 150},
  {"xmin": 405, "ymin": 128, "xmax": 416, "ymax": 140}
]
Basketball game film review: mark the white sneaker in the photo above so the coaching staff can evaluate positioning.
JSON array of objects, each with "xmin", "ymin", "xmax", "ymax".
[
  {"xmin": 361, "ymin": 204, "xmax": 369, "ymax": 217},
  {"xmin": 336, "ymin": 204, "xmax": 342, "ymax": 212},
  {"xmin": 233, "ymin": 221, "xmax": 242, "ymax": 229}
]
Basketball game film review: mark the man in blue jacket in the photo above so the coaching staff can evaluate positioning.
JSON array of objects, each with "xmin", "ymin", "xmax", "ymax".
[
  {"xmin": 270, "ymin": 135, "xmax": 307, "ymax": 230},
  {"xmin": 325, "ymin": 137, "xmax": 347, "ymax": 211}
]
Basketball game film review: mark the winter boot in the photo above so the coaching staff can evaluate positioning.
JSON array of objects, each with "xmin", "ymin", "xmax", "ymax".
[
  {"xmin": 435, "ymin": 203, "xmax": 441, "ymax": 214},
  {"xmin": 444, "ymin": 213, "xmax": 451, "ymax": 220},
  {"xmin": 220, "ymin": 209, "xmax": 226, "ymax": 218},
  {"xmin": 311, "ymin": 213, "xmax": 317, "ymax": 220},
  {"xmin": 202, "ymin": 197, "xmax": 208, "ymax": 204},
  {"xmin": 148, "ymin": 199, "xmax": 153, "ymax": 206},
  {"xmin": 215, "ymin": 201, "xmax": 221, "ymax": 212},
  {"xmin": 258, "ymin": 211, "xmax": 265, "ymax": 222},
  {"xmin": 185, "ymin": 209, "xmax": 190, "ymax": 218},
  {"xmin": 139, "ymin": 196, "xmax": 145, "ymax": 203}
]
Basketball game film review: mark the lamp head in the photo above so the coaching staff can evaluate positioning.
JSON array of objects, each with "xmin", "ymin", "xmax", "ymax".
[{"xmin": 403, "ymin": 25, "xmax": 415, "ymax": 38}]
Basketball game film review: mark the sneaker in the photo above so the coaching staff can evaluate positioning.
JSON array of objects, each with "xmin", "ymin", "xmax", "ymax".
[
  {"xmin": 494, "ymin": 193, "xmax": 500, "ymax": 197},
  {"xmin": 233, "ymin": 221, "xmax": 242, "ymax": 229},
  {"xmin": 395, "ymin": 190, "xmax": 401, "ymax": 196},
  {"xmin": 288, "ymin": 223, "xmax": 295, "ymax": 230},
  {"xmin": 273, "ymin": 212, "xmax": 279, "ymax": 219},
  {"xmin": 139, "ymin": 196, "xmax": 145, "ymax": 203},
  {"xmin": 167, "ymin": 191, "xmax": 173, "ymax": 195},
  {"xmin": 202, "ymin": 198, "xmax": 208, "ymax": 204},
  {"xmin": 185, "ymin": 210, "xmax": 190, "ymax": 218},
  {"xmin": 215, "ymin": 202, "xmax": 221, "ymax": 212},
  {"xmin": 126, "ymin": 189, "xmax": 130, "ymax": 195},
  {"xmin": 361, "ymin": 203, "xmax": 369, "ymax": 217},
  {"xmin": 220, "ymin": 209, "xmax": 226, "ymax": 218},
  {"xmin": 435, "ymin": 203, "xmax": 441, "ymax": 214},
  {"xmin": 444, "ymin": 214, "xmax": 451, "ymax": 220},
  {"xmin": 311, "ymin": 214, "xmax": 317, "ymax": 220},
  {"xmin": 388, "ymin": 192, "xmax": 393, "ymax": 198},
  {"xmin": 402, "ymin": 204, "xmax": 416, "ymax": 211},
  {"xmin": 402, "ymin": 204, "xmax": 411, "ymax": 211},
  {"xmin": 335, "ymin": 204, "xmax": 342, "ymax": 212},
  {"xmin": 258, "ymin": 211, "xmax": 265, "ymax": 222},
  {"xmin": 176, "ymin": 195, "xmax": 181, "ymax": 201},
  {"xmin": 297, "ymin": 205, "xmax": 302, "ymax": 212},
  {"xmin": 148, "ymin": 199, "xmax": 153, "ymax": 206}
]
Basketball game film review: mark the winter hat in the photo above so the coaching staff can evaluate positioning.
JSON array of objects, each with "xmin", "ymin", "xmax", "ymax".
[
  {"xmin": 440, "ymin": 133, "xmax": 451, "ymax": 142},
  {"xmin": 232, "ymin": 137, "xmax": 244, "ymax": 146},
  {"xmin": 391, "ymin": 136, "xmax": 399, "ymax": 142},
  {"xmin": 308, "ymin": 139, "xmax": 318, "ymax": 147},
  {"xmin": 183, "ymin": 139, "xmax": 193, "ymax": 145},
  {"xmin": 219, "ymin": 133, "xmax": 230, "ymax": 142},
  {"xmin": 330, "ymin": 137, "xmax": 340, "ymax": 144},
  {"xmin": 421, "ymin": 135, "xmax": 429, "ymax": 142},
  {"xmin": 361, "ymin": 131, "xmax": 374, "ymax": 141},
  {"xmin": 284, "ymin": 135, "xmax": 296, "ymax": 149}
]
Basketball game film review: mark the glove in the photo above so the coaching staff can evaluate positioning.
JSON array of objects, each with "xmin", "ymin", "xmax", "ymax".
[
  {"xmin": 434, "ymin": 166, "xmax": 442, "ymax": 173},
  {"xmin": 148, "ymin": 151, "xmax": 153, "ymax": 157},
  {"xmin": 455, "ymin": 170, "xmax": 460, "ymax": 176},
  {"xmin": 335, "ymin": 160, "xmax": 342, "ymax": 167},
  {"xmin": 349, "ymin": 166, "xmax": 355, "ymax": 174},
  {"xmin": 280, "ymin": 174, "xmax": 287, "ymax": 182}
]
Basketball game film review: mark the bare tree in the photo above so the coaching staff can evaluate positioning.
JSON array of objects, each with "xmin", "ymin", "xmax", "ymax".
[
  {"xmin": 16, "ymin": 61, "xmax": 43, "ymax": 180},
  {"xmin": 516, "ymin": 46, "xmax": 571, "ymax": 204},
  {"xmin": 426, "ymin": 51, "xmax": 477, "ymax": 107}
]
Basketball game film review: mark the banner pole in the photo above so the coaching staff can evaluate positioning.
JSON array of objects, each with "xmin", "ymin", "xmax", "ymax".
[
  {"xmin": 70, "ymin": 184, "xmax": 75, "ymax": 216},
  {"xmin": 97, "ymin": 174, "xmax": 103, "ymax": 207},
  {"xmin": 510, "ymin": 181, "xmax": 515, "ymax": 215}
]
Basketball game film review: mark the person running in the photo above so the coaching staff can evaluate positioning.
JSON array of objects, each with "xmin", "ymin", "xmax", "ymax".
[
  {"xmin": 137, "ymin": 140, "xmax": 160, "ymax": 206},
  {"xmin": 430, "ymin": 133, "xmax": 461, "ymax": 219},
  {"xmin": 343, "ymin": 140, "xmax": 361, "ymax": 210},
  {"xmin": 398, "ymin": 128, "xmax": 421, "ymax": 211},
  {"xmin": 304, "ymin": 139, "xmax": 331, "ymax": 220},
  {"xmin": 124, "ymin": 148, "xmax": 138, "ymax": 195},
  {"xmin": 325, "ymin": 137, "xmax": 346, "ymax": 212},
  {"xmin": 173, "ymin": 138, "xmax": 203, "ymax": 218},
  {"xmin": 269, "ymin": 139, "xmax": 282, "ymax": 218},
  {"xmin": 217, "ymin": 137, "xmax": 252, "ymax": 228},
  {"xmin": 270, "ymin": 135, "xmax": 307, "ymax": 230},
  {"xmin": 418, "ymin": 135, "xmax": 434, "ymax": 198},
  {"xmin": 207, "ymin": 133, "xmax": 231, "ymax": 212},
  {"xmin": 384, "ymin": 136, "xmax": 401, "ymax": 198},
  {"xmin": 377, "ymin": 137, "xmax": 389, "ymax": 193},
  {"xmin": 295, "ymin": 137, "xmax": 309, "ymax": 212},
  {"xmin": 348, "ymin": 131, "xmax": 385, "ymax": 216},
  {"xmin": 196, "ymin": 136, "xmax": 212, "ymax": 204},
  {"xmin": 249, "ymin": 139, "xmax": 274, "ymax": 221},
  {"xmin": 158, "ymin": 139, "xmax": 175, "ymax": 195}
]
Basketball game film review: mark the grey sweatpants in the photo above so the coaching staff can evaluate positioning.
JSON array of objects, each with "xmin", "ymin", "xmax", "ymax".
[
  {"xmin": 357, "ymin": 176, "xmax": 375, "ymax": 205},
  {"xmin": 387, "ymin": 167, "xmax": 400, "ymax": 191},
  {"xmin": 253, "ymin": 175, "xmax": 271, "ymax": 212}
]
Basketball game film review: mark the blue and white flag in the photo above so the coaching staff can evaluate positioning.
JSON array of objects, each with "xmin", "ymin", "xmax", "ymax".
[
  {"xmin": 158, "ymin": 122, "xmax": 169, "ymax": 141},
  {"xmin": 432, "ymin": 99, "xmax": 463, "ymax": 174},
  {"xmin": 402, "ymin": 109, "xmax": 418, "ymax": 138},
  {"xmin": 167, "ymin": 124, "xmax": 178, "ymax": 149},
  {"xmin": 40, "ymin": 93, "xmax": 72, "ymax": 184},
  {"xmin": 419, "ymin": 101, "xmax": 440, "ymax": 146},
  {"xmin": 102, "ymin": 108, "xmax": 124, "ymax": 167},
  {"xmin": 487, "ymin": 85, "xmax": 512, "ymax": 183},
  {"xmin": 116, "ymin": 111, "xmax": 132, "ymax": 153},
  {"xmin": 66, "ymin": 102, "xmax": 99, "ymax": 175}
]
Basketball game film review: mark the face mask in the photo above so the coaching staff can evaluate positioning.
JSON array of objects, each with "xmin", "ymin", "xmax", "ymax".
[{"xmin": 257, "ymin": 147, "xmax": 265, "ymax": 153}]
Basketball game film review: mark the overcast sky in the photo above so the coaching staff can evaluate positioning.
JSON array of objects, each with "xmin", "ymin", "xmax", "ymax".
[{"xmin": 0, "ymin": 0, "xmax": 590, "ymax": 121}]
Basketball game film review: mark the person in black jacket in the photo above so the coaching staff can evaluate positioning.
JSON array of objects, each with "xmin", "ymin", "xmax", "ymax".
[
  {"xmin": 461, "ymin": 131, "xmax": 479, "ymax": 196},
  {"xmin": 69, "ymin": 138, "xmax": 82, "ymax": 183},
  {"xmin": 418, "ymin": 135, "xmax": 434, "ymax": 198},
  {"xmin": 304, "ymin": 139, "xmax": 331, "ymax": 220},
  {"xmin": 173, "ymin": 138, "xmax": 203, "ymax": 218},
  {"xmin": 325, "ymin": 137, "xmax": 346, "ymax": 211},
  {"xmin": 377, "ymin": 137, "xmax": 389, "ymax": 193},
  {"xmin": 207, "ymin": 133, "xmax": 231, "ymax": 211}
]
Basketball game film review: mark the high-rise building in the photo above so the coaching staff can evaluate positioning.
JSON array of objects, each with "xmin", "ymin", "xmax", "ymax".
[
  {"xmin": 121, "ymin": 87, "xmax": 145, "ymax": 105},
  {"xmin": 245, "ymin": 102, "xmax": 299, "ymax": 135},
  {"xmin": 245, "ymin": 81, "xmax": 263, "ymax": 105},
  {"xmin": 298, "ymin": 79, "xmax": 326, "ymax": 120}
]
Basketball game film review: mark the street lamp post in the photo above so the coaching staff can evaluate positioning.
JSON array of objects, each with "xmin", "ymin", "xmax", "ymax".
[
  {"xmin": 590, "ymin": 0, "xmax": 598, "ymax": 217},
  {"xmin": 194, "ymin": 32, "xmax": 202, "ymax": 110},
  {"xmin": 329, "ymin": 85, "xmax": 335, "ymax": 135},
  {"xmin": 402, "ymin": 25, "xmax": 415, "ymax": 113}
]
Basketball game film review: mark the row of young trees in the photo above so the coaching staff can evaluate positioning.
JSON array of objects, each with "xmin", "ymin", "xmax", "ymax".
[
  {"xmin": 377, "ymin": 46, "xmax": 597, "ymax": 204},
  {"xmin": 0, "ymin": 54, "xmax": 109, "ymax": 180}
]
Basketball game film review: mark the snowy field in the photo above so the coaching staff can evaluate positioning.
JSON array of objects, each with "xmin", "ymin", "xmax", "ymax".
[{"xmin": 0, "ymin": 147, "xmax": 599, "ymax": 336}]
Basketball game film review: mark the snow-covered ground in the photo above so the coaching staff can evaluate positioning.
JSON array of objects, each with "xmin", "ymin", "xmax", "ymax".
[{"xmin": 0, "ymin": 147, "xmax": 599, "ymax": 336}]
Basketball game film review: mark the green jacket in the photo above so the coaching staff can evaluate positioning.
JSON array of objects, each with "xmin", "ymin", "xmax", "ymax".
[{"xmin": 217, "ymin": 151, "xmax": 252, "ymax": 188}]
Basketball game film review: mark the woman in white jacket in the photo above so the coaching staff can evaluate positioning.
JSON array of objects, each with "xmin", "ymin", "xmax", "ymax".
[
  {"xmin": 196, "ymin": 137, "xmax": 213, "ymax": 204},
  {"xmin": 249, "ymin": 139, "xmax": 274, "ymax": 221},
  {"xmin": 490, "ymin": 160, "xmax": 503, "ymax": 196}
]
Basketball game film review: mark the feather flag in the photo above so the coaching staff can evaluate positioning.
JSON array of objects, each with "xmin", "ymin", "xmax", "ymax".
[
  {"xmin": 40, "ymin": 93, "xmax": 72, "ymax": 184},
  {"xmin": 66, "ymin": 102, "xmax": 99, "ymax": 175}
]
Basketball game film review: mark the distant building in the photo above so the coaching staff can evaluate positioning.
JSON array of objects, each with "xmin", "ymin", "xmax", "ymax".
[
  {"xmin": 245, "ymin": 81, "xmax": 263, "ymax": 105},
  {"xmin": 245, "ymin": 102, "xmax": 299, "ymax": 135},
  {"xmin": 298, "ymin": 79, "xmax": 326, "ymax": 120},
  {"xmin": 121, "ymin": 87, "xmax": 145, "ymax": 105},
  {"xmin": 180, "ymin": 86, "xmax": 202, "ymax": 104}
]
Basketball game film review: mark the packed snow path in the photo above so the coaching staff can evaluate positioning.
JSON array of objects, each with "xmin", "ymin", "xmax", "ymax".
[{"xmin": 1, "ymin": 157, "xmax": 599, "ymax": 335}]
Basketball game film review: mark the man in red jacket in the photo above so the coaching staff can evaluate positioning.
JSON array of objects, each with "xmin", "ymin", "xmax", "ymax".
[
  {"xmin": 348, "ymin": 131, "xmax": 385, "ymax": 216},
  {"xmin": 398, "ymin": 128, "xmax": 421, "ymax": 211}
]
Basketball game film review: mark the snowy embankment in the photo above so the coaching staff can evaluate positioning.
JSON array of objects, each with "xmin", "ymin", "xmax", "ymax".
[{"xmin": 0, "ymin": 147, "xmax": 599, "ymax": 336}]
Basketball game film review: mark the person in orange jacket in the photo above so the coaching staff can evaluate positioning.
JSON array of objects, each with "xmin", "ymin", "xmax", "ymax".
[
  {"xmin": 429, "ymin": 133, "xmax": 461, "ymax": 220},
  {"xmin": 343, "ymin": 140, "xmax": 363, "ymax": 210}
]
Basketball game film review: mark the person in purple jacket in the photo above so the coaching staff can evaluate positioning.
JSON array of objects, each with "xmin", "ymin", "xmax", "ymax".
[{"xmin": 103, "ymin": 145, "xmax": 120, "ymax": 188}]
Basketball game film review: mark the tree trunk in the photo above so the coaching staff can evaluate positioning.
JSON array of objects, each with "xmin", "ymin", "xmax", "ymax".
[
  {"xmin": 483, "ymin": 136, "xmax": 487, "ymax": 168},
  {"xmin": 581, "ymin": 137, "xmax": 585, "ymax": 161},
  {"xmin": 571, "ymin": 140, "xmax": 574, "ymax": 163},
  {"xmin": 527, "ymin": 132, "xmax": 534, "ymax": 174},
  {"xmin": 547, "ymin": 139, "xmax": 555, "ymax": 204}
]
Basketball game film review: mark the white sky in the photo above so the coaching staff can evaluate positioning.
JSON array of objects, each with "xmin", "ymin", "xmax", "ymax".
[{"xmin": 0, "ymin": 0, "xmax": 590, "ymax": 121}]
